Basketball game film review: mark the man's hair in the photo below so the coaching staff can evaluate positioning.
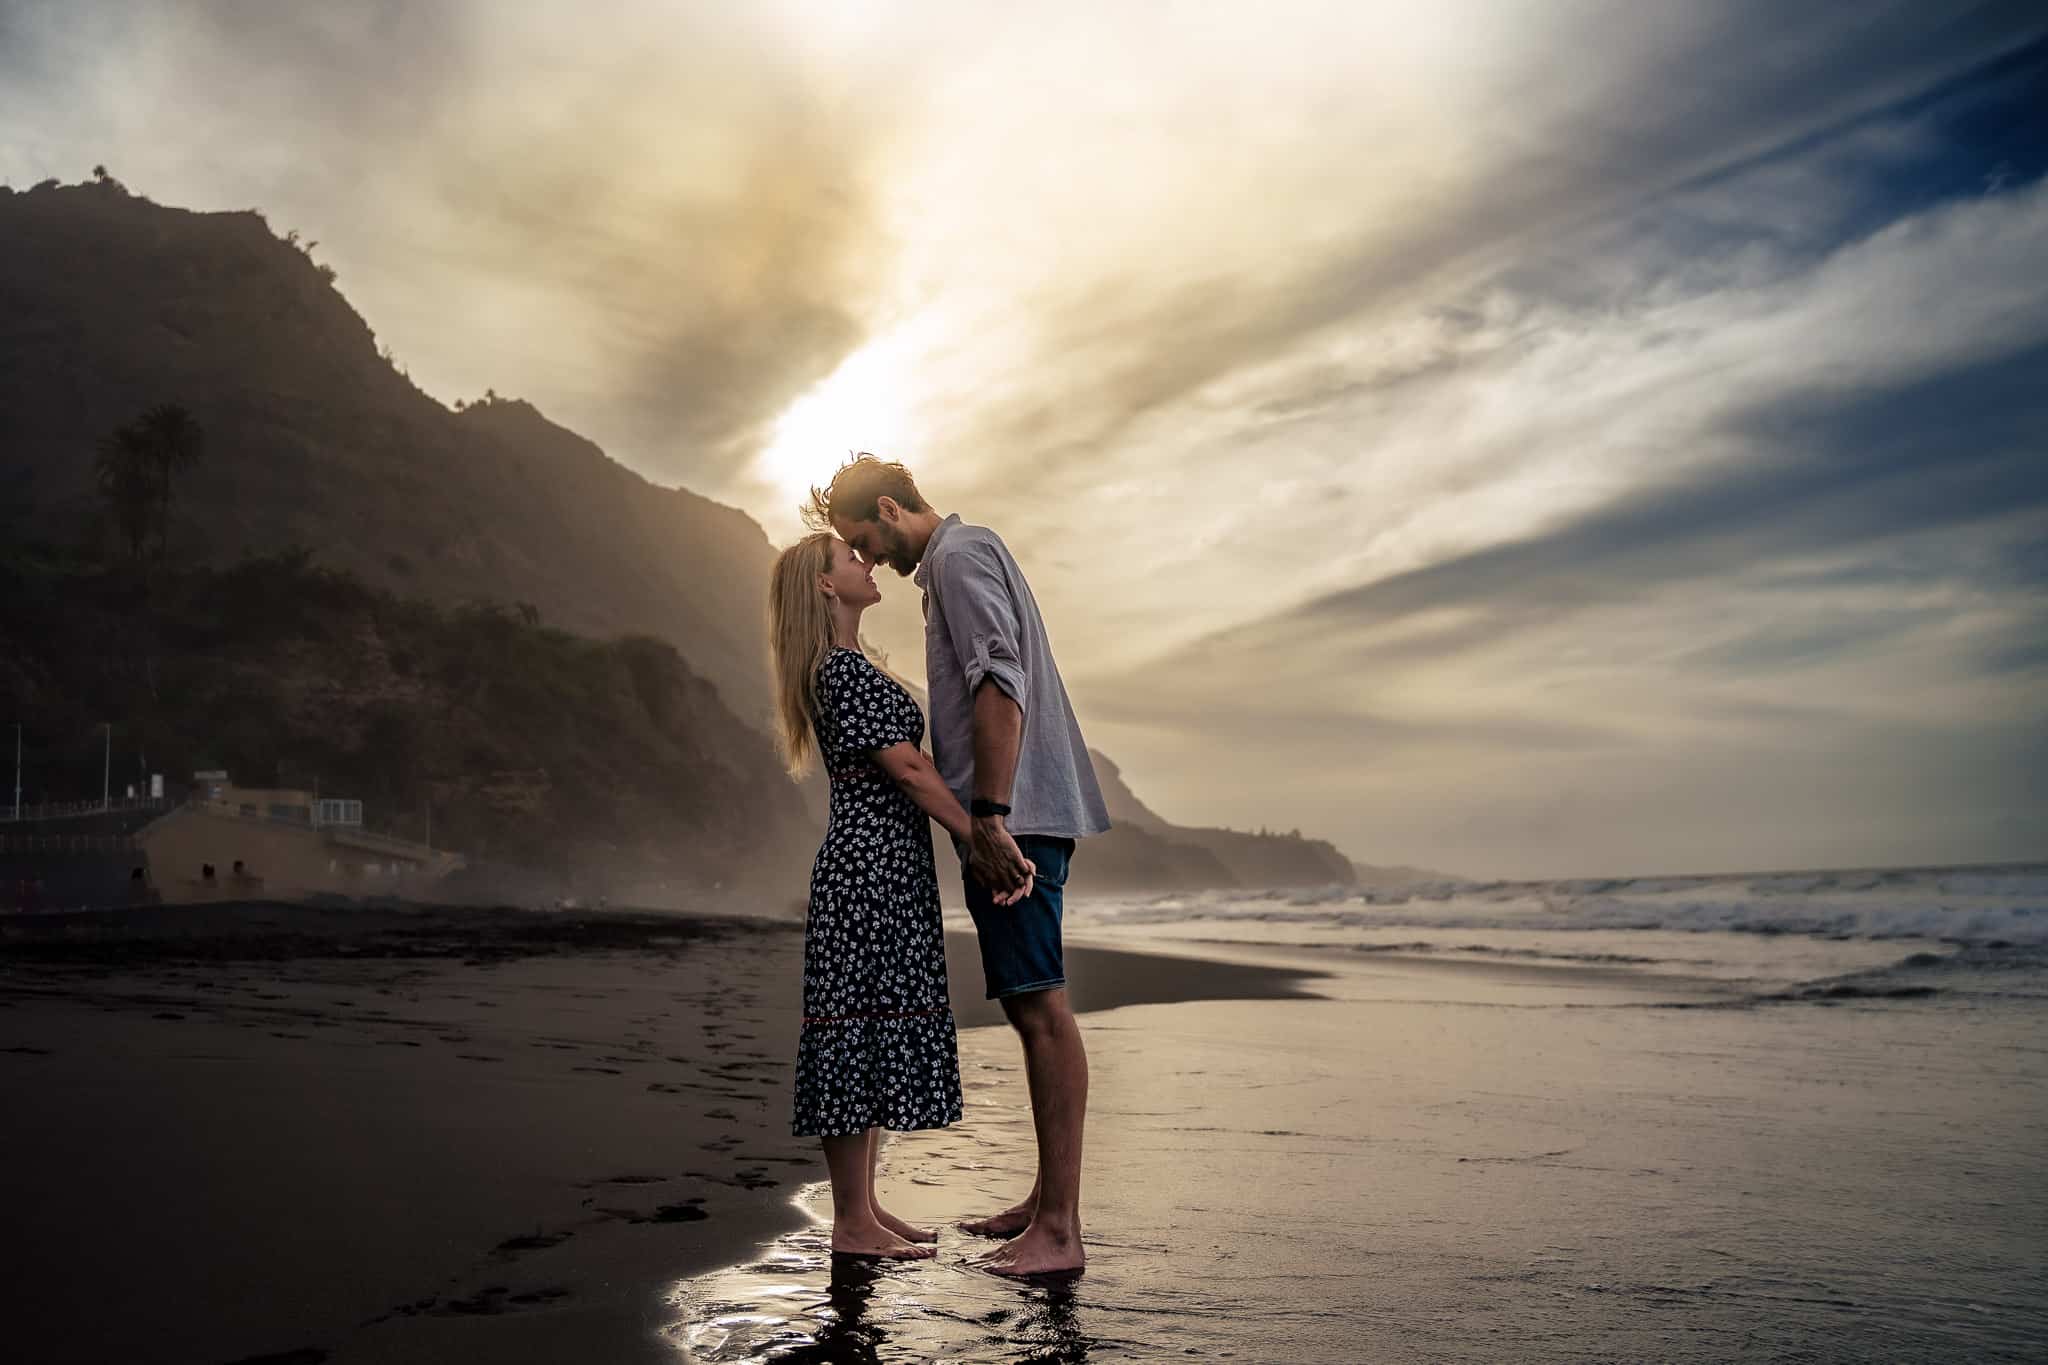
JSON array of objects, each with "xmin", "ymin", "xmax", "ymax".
[{"xmin": 803, "ymin": 453, "xmax": 927, "ymax": 531}]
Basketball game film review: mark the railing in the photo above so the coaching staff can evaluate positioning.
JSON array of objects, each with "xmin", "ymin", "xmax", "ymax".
[
  {"xmin": 3, "ymin": 799, "xmax": 451, "ymax": 863},
  {"xmin": 0, "ymin": 796, "xmax": 172, "ymax": 823},
  {"xmin": 0, "ymin": 833, "xmax": 141, "ymax": 853},
  {"xmin": 325, "ymin": 824, "xmax": 447, "ymax": 861}
]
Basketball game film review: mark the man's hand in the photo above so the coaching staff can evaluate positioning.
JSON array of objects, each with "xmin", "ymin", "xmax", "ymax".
[{"xmin": 969, "ymin": 815, "xmax": 1037, "ymax": 906}]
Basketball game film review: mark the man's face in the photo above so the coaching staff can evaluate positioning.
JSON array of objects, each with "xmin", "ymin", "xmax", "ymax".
[{"xmin": 832, "ymin": 504, "xmax": 918, "ymax": 577}]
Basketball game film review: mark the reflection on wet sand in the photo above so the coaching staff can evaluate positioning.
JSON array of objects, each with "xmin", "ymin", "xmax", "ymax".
[
  {"xmin": 667, "ymin": 942, "xmax": 2048, "ymax": 1362},
  {"xmin": 669, "ymin": 1206, "xmax": 1096, "ymax": 1363}
]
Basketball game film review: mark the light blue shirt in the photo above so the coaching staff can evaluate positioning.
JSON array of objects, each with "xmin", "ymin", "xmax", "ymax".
[{"xmin": 915, "ymin": 514, "xmax": 1112, "ymax": 841}]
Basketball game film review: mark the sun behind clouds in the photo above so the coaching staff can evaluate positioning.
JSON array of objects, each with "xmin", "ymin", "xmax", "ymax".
[{"xmin": 750, "ymin": 326, "xmax": 926, "ymax": 526}]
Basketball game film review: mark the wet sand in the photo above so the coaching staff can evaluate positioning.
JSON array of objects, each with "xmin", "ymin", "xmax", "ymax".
[
  {"xmin": 675, "ymin": 936, "xmax": 2048, "ymax": 1362},
  {"xmin": 0, "ymin": 902, "xmax": 1320, "ymax": 1365}
]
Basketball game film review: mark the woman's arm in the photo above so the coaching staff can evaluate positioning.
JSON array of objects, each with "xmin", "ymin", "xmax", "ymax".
[
  {"xmin": 871, "ymin": 742, "xmax": 1033, "ymax": 906},
  {"xmin": 873, "ymin": 742, "xmax": 971, "ymax": 843}
]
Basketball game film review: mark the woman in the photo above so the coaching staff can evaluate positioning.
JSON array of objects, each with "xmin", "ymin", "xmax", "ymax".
[{"xmin": 767, "ymin": 532, "xmax": 1029, "ymax": 1259}]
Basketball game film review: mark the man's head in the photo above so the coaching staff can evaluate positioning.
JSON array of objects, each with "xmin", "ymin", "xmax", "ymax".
[{"xmin": 803, "ymin": 453, "xmax": 941, "ymax": 577}]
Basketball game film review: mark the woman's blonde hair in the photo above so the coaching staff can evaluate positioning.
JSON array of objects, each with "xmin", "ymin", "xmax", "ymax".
[{"xmin": 767, "ymin": 531, "xmax": 839, "ymax": 778}]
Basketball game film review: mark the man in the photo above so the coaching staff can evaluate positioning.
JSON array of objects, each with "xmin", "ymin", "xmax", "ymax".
[{"xmin": 807, "ymin": 454, "xmax": 1111, "ymax": 1277}]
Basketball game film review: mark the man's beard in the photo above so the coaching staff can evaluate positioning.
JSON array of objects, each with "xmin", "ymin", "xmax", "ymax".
[{"xmin": 879, "ymin": 524, "xmax": 916, "ymax": 574}]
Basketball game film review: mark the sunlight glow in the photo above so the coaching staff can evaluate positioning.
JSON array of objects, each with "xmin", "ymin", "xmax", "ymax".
[{"xmin": 752, "ymin": 326, "xmax": 925, "ymax": 523}]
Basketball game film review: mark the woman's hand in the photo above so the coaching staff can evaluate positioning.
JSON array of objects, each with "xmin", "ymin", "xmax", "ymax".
[
  {"xmin": 970, "ymin": 815, "xmax": 1037, "ymax": 906},
  {"xmin": 872, "ymin": 743, "xmax": 1037, "ymax": 906}
]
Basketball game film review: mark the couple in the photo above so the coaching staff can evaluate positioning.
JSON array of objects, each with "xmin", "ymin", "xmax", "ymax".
[{"xmin": 766, "ymin": 454, "xmax": 1110, "ymax": 1277}]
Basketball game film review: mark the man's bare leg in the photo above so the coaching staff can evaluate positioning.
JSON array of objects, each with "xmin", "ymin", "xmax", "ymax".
[
  {"xmin": 866, "ymin": 1126, "xmax": 936, "ymax": 1243},
  {"xmin": 957, "ymin": 1173, "xmax": 1038, "ymax": 1238},
  {"xmin": 972, "ymin": 987, "xmax": 1087, "ymax": 1276},
  {"xmin": 822, "ymin": 1128, "xmax": 932, "ymax": 1259}
]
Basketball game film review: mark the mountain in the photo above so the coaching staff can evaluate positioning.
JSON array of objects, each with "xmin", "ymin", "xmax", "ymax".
[
  {"xmin": 1, "ymin": 177, "xmax": 1383, "ymax": 897},
  {"xmin": 1088, "ymin": 750, "xmax": 1354, "ymax": 890},
  {"xmin": 0, "ymin": 179, "xmax": 779, "ymax": 730},
  {"xmin": 0, "ymin": 545, "xmax": 818, "ymax": 899}
]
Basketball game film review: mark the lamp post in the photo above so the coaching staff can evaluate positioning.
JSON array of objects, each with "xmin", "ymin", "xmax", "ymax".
[
  {"xmin": 102, "ymin": 722, "xmax": 111, "ymax": 812},
  {"xmin": 12, "ymin": 723, "xmax": 19, "ymax": 821}
]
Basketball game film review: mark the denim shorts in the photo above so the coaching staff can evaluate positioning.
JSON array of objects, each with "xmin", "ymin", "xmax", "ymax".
[{"xmin": 961, "ymin": 835, "xmax": 1075, "ymax": 1000}]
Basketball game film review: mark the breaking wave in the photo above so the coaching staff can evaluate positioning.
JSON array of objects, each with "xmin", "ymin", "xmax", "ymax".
[{"xmin": 1077, "ymin": 862, "xmax": 2048, "ymax": 947}]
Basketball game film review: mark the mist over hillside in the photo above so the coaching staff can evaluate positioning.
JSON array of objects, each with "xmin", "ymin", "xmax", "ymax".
[
  {"xmin": 0, "ymin": 178, "xmax": 780, "ymax": 725},
  {"xmin": 1, "ymin": 176, "xmax": 1393, "ymax": 895}
]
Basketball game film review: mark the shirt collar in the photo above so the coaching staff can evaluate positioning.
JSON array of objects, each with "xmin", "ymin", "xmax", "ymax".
[{"xmin": 913, "ymin": 513, "xmax": 963, "ymax": 589}]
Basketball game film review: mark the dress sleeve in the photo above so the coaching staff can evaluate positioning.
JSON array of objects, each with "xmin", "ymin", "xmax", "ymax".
[
  {"xmin": 826, "ymin": 654, "xmax": 920, "ymax": 756},
  {"xmin": 930, "ymin": 538, "xmax": 1031, "ymax": 712}
]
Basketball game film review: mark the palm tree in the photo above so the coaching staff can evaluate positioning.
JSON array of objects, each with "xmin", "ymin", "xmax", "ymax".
[
  {"xmin": 92, "ymin": 406, "xmax": 205, "ymax": 565},
  {"xmin": 93, "ymin": 426, "xmax": 155, "ymax": 562},
  {"xmin": 136, "ymin": 404, "xmax": 204, "ymax": 560}
]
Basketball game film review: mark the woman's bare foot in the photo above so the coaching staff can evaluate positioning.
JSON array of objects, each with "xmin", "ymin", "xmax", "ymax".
[
  {"xmin": 971, "ymin": 1221, "xmax": 1084, "ymax": 1277},
  {"xmin": 957, "ymin": 1199, "xmax": 1034, "ymax": 1239},
  {"xmin": 872, "ymin": 1203, "xmax": 937, "ymax": 1244},
  {"xmin": 831, "ymin": 1217, "xmax": 935, "ymax": 1260}
]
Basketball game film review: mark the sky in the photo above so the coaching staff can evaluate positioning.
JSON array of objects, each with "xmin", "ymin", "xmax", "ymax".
[{"xmin": 3, "ymin": 1, "xmax": 2044, "ymax": 878}]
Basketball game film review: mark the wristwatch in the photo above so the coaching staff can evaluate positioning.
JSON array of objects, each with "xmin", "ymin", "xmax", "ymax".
[{"xmin": 970, "ymin": 798, "xmax": 1012, "ymax": 818}]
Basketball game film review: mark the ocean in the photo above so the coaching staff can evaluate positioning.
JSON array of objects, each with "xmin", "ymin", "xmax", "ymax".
[
  {"xmin": 1061, "ymin": 861, "xmax": 2048, "ymax": 1002},
  {"xmin": 669, "ymin": 862, "xmax": 2048, "ymax": 1362}
]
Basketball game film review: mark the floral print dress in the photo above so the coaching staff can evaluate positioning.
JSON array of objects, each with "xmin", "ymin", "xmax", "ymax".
[{"xmin": 791, "ymin": 647, "xmax": 964, "ymax": 1138}]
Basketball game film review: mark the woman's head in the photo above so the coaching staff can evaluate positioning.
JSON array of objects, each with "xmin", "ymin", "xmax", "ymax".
[{"xmin": 767, "ymin": 533, "xmax": 877, "ymax": 777}]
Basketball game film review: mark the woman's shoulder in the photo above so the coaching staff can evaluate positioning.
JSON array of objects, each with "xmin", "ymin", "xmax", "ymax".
[{"xmin": 816, "ymin": 646, "xmax": 870, "ymax": 688}]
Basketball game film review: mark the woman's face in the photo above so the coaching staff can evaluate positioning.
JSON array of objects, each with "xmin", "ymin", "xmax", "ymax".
[{"xmin": 822, "ymin": 538, "xmax": 880, "ymax": 611}]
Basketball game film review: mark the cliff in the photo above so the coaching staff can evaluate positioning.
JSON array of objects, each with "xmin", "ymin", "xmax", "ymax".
[
  {"xmin": 0, "ymin": 179, "xmax": 780, "ymax": 729},
  {"xmin": 0, "ymin": 177, "xmax": 1396, "ymax": 897},
  {"xmin": 0, "ymin": 544, "xmax": 816, "ymax": 901}
]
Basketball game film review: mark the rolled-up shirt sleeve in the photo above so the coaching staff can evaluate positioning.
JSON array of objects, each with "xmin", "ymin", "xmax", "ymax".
[{"xmin": 933, "ymin": 539, "xmax": 1031, "ymax": 712}]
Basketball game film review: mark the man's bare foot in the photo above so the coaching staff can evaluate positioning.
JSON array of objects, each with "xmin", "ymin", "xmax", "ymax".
[
  {"xmin": 971, "ymin": 1221, "xmax": 1085, "ymax": 1277},
  {"xmin": 872, "ymin": 1203, "xmax": 937, "ymax": 1244},
  {"xmin": 957, "ymin": 1200, "xmax": 1034, "ymax": 1239},
  {"xmin": 831, "ymin": 1218, "xmax": 935, "ymax": 1260}
]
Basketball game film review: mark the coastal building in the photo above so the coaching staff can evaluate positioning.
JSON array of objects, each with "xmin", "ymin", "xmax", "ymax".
[
  {"xmin": 4, "ymin": 769, "xmax": 461, "ymax": 912},
  {"xmin": 138, "ymin": 772, "xmax": 461, "ymax": 904}
]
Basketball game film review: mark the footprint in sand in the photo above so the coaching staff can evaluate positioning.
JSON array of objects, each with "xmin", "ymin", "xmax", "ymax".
[
  {"xmin": 492, "ymin": 1229, "xmax": 574, "ymax": 1257},
  {"xmin": 602, "ymin": 1199, "xmax": 709, "ymax": 1225},
  {"xmin": 378, "ymin": 1285, "xmax": 574, "ymax": 1319},
  {"xmin": 221, "ymin": 1345, "xmax": 328, "ymax": 1363}
]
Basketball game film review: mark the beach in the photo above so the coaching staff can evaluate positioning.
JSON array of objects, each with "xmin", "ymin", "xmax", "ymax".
[
  {"xmin": 5, "ymin": 872, "xmax": 2046, "ymax": 1363},
  {"xmin": 0, "ymin": 901, "xmax": 1315, "ymax": 1364},
  {"xmin": 677, "ymin": 867, "xmax": 2048, "ymax": 1362}
]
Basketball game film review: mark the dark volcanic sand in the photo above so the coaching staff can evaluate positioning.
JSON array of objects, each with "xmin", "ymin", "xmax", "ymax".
[{"xmin": 0, "ymin": 901, "xmax": 1321, "ymax": 1365}]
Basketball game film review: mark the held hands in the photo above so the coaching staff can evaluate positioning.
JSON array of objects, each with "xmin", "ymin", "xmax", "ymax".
[{"xmin": 970, "ymin": 816, "xmax": 1037, "ymax": 907}]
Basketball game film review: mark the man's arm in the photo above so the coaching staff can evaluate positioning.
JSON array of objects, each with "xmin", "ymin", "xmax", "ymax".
[
  {"xmin": 931, "ymin": 538, "xmax": 1037, "ymax": 895},
  {"xmin": 872, "ymin": 736, "xmax": 1032, "ymax": 905},
  {"xmin": 968, "ymin": 677, "xmax": 1035, "ymax": 896}
]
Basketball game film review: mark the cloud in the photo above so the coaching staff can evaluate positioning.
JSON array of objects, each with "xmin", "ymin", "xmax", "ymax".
[
  {"xmin": 0, "ymin": 0, "xmax": 890, "ymax": 484},
  {"xmin": 1069, "ymin": 175, "xmax": 2048, "ymax": 874},
  {"xmin": 3, "ymin": 1, "xmax": 2043, "ymax": 875}
]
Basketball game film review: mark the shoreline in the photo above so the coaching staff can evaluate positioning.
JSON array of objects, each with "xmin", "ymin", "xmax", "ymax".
[
  {"xmin": 0, "ymin": 898, "xmax": 1329, "ymax": 1365},
  {"xmin": 671, "ymin": 921, "xmax": 2048, "ymax": 1362}
]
